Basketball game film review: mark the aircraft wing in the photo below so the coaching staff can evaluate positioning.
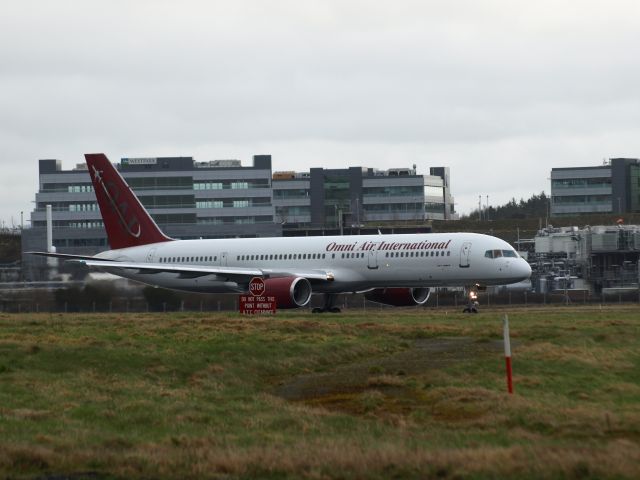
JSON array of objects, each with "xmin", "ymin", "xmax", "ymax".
[
  {"xmin": 25, "ymin": 251, "xmax": 115, "ymax": 262},
  {"xmin": 75, "ymin": 259, "xmax": 334, "ymax": 283},
  {"xmin": 27, "ymin": 251, "xmax": 334, "ymax": 282}
]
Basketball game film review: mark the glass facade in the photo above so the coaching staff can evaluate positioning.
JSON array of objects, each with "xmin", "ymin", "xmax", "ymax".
[
  {"xmin": 551, "ymin": 178, "xmax": 611, "ymax": 189},
  {"xmin": 127, "ymin": 176, "xmax": 193, "ymax": 190},
  {"xmin": 363, "ymin": 185, "xmax": 422, "ymax": 197},
  {"xmin": 630, "ymin": 165, "xmax": 640, "ymax": 212}
]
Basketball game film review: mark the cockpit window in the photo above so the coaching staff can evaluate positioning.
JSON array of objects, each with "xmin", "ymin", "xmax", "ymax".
[{"xmin": 485, "ymin": 249, "xmax": 519, "ymax": 259}]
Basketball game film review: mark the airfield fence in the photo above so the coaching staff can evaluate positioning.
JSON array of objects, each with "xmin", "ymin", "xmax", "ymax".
[{"xmin": 1, "ymin": 287, "xmax": 640, "ymax": 313}]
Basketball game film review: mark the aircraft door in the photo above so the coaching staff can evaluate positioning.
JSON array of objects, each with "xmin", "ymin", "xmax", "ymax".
[
  {"xmin": 459, "ymin": 242, "xmax": 471, "ymax": 268},
  {"xmin": 367, "ymin": 250, "xmax": 378, "ymax": 269},
  {"xmin": 220, "ymin": 252, "xmax": 228, "ymax": 266},
  {"xmin": 146, "ymin": 247, "xmax": 157, "ymax": 263}
]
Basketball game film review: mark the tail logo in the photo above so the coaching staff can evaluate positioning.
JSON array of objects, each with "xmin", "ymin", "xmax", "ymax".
[{"xmin": 91, "ymin": 165, "xmax": 141, "ymax": 238}]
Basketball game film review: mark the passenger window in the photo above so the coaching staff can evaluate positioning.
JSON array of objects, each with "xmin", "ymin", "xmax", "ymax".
[
  {"xmin": 214, "ymin": 256, "xmax": 217, "ymax": 261},
  {"xmin": 322, "ymin": 254, "xmax": 326, "ymax": 259},
  {"xmin": 447, "ymin": 251, "xmax": 451, "ymax": 256}
]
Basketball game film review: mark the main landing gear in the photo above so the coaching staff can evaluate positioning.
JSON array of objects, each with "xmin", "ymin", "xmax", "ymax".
[
  {"xmin": 311, "ymin": 293, "xmax": 341, "ymax": 313},
  {"xmin": 462, "ymin": 287, "xmax": 479, "ymax": 314}
]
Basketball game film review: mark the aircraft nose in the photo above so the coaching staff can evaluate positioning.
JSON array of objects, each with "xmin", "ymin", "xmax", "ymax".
[{"xmin": 518, "ymin": 259, "xmax": 532, "ymax": 279}]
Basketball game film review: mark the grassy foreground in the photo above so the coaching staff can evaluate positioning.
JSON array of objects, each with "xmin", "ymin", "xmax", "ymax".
[{"xmin": 0, "ymin": 307, "xmax": 639, "ymax": 479}]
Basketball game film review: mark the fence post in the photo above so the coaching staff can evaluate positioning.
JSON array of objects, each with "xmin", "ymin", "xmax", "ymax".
[{"xmin": 503, "ymin": 314, "xmax": 514, "ymax": 394}]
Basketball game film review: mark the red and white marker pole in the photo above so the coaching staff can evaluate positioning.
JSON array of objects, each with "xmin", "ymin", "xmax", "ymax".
[{"xmin": 503, "ymin": 314, "xmax": 514, "ymax": 394}]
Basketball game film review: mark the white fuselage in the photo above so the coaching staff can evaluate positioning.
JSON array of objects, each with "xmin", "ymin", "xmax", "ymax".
[{"xmin": 95, "ymin": 232, "xmax": 532, "ymax": 294}]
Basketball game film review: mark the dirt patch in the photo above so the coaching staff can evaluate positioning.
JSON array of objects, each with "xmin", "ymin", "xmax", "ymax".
[{"xmin": 273, "ymin": 337, "xmax": 503, "ymax": 408}]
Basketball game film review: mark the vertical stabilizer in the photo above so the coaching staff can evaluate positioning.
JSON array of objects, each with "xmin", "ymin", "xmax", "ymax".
[{"xmin": 85, "ymin": 153, "xmax": 173, "ymax": 249}]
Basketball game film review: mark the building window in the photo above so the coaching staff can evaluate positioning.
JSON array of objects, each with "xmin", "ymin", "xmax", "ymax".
[
  {"xmin": 196, "ymin": 200, "xmax": 223, "ymax": 209},
  {"xmin": 194, "ymin": 182, "xmax": 223, "ymax": 190}
]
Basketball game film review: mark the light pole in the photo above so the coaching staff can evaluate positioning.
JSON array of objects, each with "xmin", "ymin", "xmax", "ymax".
[{"xmin": 486, "ymin": 195, "xmax": 489, "ymax": 221}]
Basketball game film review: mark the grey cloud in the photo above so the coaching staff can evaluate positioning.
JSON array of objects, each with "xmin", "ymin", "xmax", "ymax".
[{"xmin": 2, "ymin": 0, "xmax": 640, "ymax": 223}]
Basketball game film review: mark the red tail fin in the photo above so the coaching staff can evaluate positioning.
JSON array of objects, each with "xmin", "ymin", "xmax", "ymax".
[{"xmin": 86, "ymin": 153, "xmax": 173, "ymax": 249}]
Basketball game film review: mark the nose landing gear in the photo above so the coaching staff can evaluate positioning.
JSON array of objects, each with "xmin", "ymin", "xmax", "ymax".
[{"xmin": 462, "ymin": 287, "xmax": 479, "ymax": 313}]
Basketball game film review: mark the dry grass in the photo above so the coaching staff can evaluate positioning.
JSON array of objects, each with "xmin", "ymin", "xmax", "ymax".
[{"xmin": 0, "ymin": 306, "xmax": 639, "ymax": 478}]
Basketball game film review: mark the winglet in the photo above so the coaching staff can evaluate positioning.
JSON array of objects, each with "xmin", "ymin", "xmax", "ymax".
[{"xmin": 85, "ymin": 153, "xmax": 173, "ymax": 249}]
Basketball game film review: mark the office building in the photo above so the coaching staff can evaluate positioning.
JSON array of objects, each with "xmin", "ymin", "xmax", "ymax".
[
  {"xmin": 272, "ymin": 165, "xmax": 457, "ymax": 230},
  {"xmin": 551, "ymin": 158, "xmax": 640, "ymax": 215}
]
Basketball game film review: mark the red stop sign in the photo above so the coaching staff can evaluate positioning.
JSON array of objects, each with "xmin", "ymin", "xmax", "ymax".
[{"xmin": 249, "ymin": 277, "xmax": 266, "ymax": 296}]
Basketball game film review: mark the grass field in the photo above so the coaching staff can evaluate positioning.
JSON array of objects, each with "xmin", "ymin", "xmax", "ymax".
[{"xmin": 1, "ymin": 306, "xmax": 639, "ymax": 479}]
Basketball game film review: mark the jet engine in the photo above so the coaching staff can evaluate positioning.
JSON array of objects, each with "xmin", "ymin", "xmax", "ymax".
[
  {"xmin": 364, "ymin": 287, "xmax": 430, "ymax": 307},
  {"xmin": 264, "ymin": 276, "xmax": 312, "ymax": 309}
]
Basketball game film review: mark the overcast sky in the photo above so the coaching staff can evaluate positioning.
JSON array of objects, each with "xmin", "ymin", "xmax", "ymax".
[{"xmin": 2, "ymin": 0, "xmax": 640, "ymax": 227}]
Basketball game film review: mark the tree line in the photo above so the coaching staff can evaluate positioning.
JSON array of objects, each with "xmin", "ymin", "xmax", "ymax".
[{"xmin": 463, "ymin": 192, "xmax": 549, "ymax": 220}]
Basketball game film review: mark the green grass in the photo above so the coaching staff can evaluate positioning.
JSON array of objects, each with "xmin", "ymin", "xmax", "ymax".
[{"xmin": 0, "ymin": 307, "xmax": 639, "ymax": 479}]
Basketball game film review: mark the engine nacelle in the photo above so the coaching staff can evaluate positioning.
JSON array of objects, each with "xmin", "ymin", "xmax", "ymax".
[
  {"xmin": 364, "ymin": 287, "xmax": 430, "ymax": 307},
  {"xmin": 263, "ymin": 276, "xmax": 312, "ymax": 309}
]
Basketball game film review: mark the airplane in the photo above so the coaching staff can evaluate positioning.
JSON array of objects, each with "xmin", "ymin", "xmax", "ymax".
[{"xmin": 30, "ymin": 153, "xmax": 532, "ymax": 313}]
